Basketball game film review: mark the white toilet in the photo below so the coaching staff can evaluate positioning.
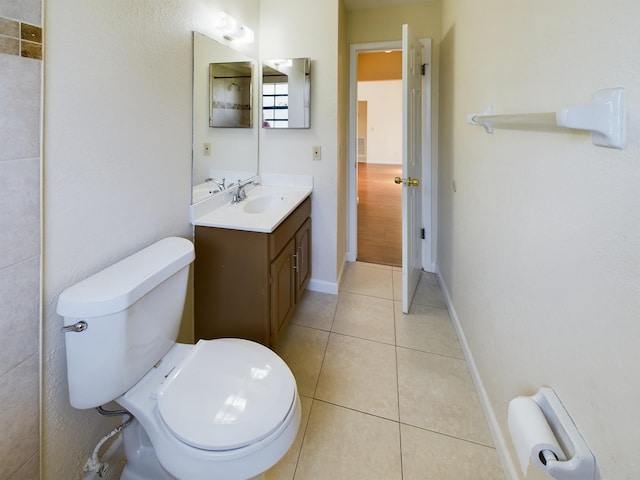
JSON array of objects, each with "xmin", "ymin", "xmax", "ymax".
[{"xmin": 57, "ymin": 237, "xmax": 301, "ymax": 480}]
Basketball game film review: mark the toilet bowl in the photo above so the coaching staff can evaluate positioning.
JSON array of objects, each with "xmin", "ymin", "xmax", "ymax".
[
  {"xmin": 119, "ymin": 340, "xmax": 301, "ymax": 480},
  {"xmin": 57, "ymin": 237, "xmax": 301, "ymax": 479}
]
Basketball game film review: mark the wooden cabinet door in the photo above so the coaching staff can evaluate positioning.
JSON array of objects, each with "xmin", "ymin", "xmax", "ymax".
[
  {"xmin": 270, "ymin": 238, "xmax": 296, "ymax": 345},
  {"xmin": 194, "ymin": 226, "xmax": 270, "ymax": 345},
  {"xmin": 295, "ymin": 217, "xmax": 311, "ymax": 300}
]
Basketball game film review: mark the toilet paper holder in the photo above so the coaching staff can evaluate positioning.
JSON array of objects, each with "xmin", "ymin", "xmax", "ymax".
[{"xmin": 524, "ymin": 387, "xmax": 596, "ymax": 480}]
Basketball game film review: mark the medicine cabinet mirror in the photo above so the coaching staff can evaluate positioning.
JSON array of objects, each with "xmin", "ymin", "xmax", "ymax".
[
  {"xmin": 209, "ymin": 61, "xmax": 253, "ymax": 128},
  {"xmin": 262, "ymin": 58, "xmax": 311, "ymax": 129}
]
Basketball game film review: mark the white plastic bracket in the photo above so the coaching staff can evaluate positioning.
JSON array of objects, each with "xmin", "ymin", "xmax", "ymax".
[
  {"xmin": 556, "ymin": 87, "xmax": 626, "ymax": 149},
  {"xmin": 467, "ymin": 106, "xmax": 495, "ymax": 133}
]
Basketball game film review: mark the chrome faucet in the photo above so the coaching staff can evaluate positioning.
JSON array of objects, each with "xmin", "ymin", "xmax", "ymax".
[
  {"xmin": 204, "ymin": 177, "xmax": 225, "ymax": 192},
  {"xmin": 231, "ymin": 179, "xmax": 260, "ymax": 204},
  {"xmin": 232, "ymin": 179, "xmax": 246, "ymax": 204}
]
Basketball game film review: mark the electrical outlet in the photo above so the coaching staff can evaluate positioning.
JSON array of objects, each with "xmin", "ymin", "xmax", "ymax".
[
  {"xmin": 312, "ymin": 145, "xmax": 321, "ymax": 161},
  {"xmin": 204, "ymin": 143, "xmax": 212, "ymax": 156}
]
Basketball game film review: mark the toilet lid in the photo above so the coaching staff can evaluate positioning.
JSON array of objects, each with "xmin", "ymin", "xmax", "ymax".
[{"xmin": 156, "ymin": 338, "xmax": 296, "ymax": 451}]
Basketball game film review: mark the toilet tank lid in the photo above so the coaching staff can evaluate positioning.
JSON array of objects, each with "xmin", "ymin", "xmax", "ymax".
[{"xmin": 57, "ymin": 237, "xmax": 195, "ymax": 318}]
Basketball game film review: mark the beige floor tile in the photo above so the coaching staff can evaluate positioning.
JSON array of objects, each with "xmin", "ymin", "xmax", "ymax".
[
  {"xmin": 397, "ymin": 347, "xmax": 493, "ymax": 446},
  {"xmin": 355, "ymin": 261, "xmax": 393, "ymax": 270},
  {"xmin": 275, "ymin": 261, "xmax": 505, "ymax": 479},
  {"xmin": 392, "ymin": 269, "xmax": 402, "ymax": 300},
  {"xmin": 401, "ymin": 424, "xmax": 504, "ymax": 480},
  {"xmin": 340, "ymin": 262, "xmax": 393, "ymax": 299},
  {"xmin": 392, "ymin": 270, "xmax": 445, "ymax": 308},
  {"xmin": 275, "ymin": 325, "xmax": 329, "ymax": 397},
  {"xmin": 291, "ymin": 290, "xmax": 338, "ymax": 331},
  {"xmin": 413, "ymin": 272, "xmax": 447, "ymax": 308},
  {"xmin": 295, "ymin": 400, "xmax": 402, "ymax": 480},
  {"xmin": 315, "ymin": 333, "xmax": 399, "ymax": 421},
  {"xmin": 332, "ymin": 292, "xmax": 395, "ymax": 344},
  {"xmin": 265, "ymin": 395, "xmax": 313, "ymax": 480},
  {"xmin": 395, "ymin": 301, "xmax": 464, "ymax": 359}
]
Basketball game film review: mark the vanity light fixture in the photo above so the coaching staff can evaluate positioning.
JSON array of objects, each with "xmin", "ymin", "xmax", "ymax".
[
  {"xmin": 212, "ymin": 11, "xmax": 254, "ymax": 43},
  {"xmin": 273, "ymin": 59, "xmax": 293, "ymax": 68}
]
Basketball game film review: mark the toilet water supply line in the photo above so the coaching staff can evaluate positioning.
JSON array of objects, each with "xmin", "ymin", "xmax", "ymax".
[{"xmin": 85, "ymin": 406, "xmax": 134, "ymax": 478}]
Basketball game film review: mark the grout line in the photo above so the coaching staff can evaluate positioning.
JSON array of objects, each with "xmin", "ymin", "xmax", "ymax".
[
  {"xmin": 289, "ymin": 397, "xmax": 315, "ymax": 480},
  {"xmin": 396, "ymin": 343, "xmax": 467, "ymax": 362},
  {"xmin": 398, "ymin": 421, "xmax": 499, "ymax": 450},
  {"xmin": 393, "ymin": 300, "xmax": 405, "ymax": 479},
  {"xmin": 309, "ymin": 311, "xmax": 336, "ymax": 397},
  {"xmin": 311, "ymin": 398, "xmax": 399, "ymax": 424},
  {"xmin": 325, "ymin": 329, "xmax": 396, "ymax": 347},
  {"xmin": 328, "ymin": 291, "xmax": 340, "ymax": 332}
]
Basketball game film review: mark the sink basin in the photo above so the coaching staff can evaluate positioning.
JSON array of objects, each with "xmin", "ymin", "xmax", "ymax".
[
  {"xmin": 192, "ymin": 184, "xmax": 312, "ymax": 232},
  {"xmin": 243, "ymin": 194, "xmax": 285, "ymax": 214}
]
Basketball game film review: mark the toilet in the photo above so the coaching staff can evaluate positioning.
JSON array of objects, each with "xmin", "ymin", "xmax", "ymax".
[{"xmin": 57, "ymin": 237, "xmax": 301, "ymax": 480}]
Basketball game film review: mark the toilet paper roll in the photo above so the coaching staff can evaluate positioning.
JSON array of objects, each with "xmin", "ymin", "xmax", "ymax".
[{"xmin": 508, "ymin": 396, "xmax": 566, "ymax": 475}]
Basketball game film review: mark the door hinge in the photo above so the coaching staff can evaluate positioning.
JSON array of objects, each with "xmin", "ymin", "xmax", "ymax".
[
  {"xmin": 421, "ymin": 63, "xmax": 428, "ymax": 75},
  {"xmin": 421, "ymin": 228, "xmax": 425, "ymax": 239}
]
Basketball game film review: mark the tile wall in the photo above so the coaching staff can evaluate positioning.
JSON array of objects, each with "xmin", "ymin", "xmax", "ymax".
[{"xmin": 0, "ymin": 0, "xmax": 42, "ymax": 478}]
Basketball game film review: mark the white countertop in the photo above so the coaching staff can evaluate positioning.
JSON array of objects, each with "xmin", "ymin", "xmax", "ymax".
[{"xmin": 191, "ymin": 182, "xmax": 312, "ymax": 233}]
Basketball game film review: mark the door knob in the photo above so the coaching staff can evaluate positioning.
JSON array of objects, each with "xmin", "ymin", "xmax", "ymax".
[{"xmin": 394, "ymin": 176, "xmax": 420, "ymax": 186}]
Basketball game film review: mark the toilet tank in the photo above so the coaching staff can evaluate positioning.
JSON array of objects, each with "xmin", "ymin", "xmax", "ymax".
[{"xmin": 57, "ymin": 237, "xmax": 195, "ymax": 409}]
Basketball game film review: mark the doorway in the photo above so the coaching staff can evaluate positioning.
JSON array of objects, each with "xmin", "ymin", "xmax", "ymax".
[
  {"xmin": 356, "ymin": 50, "xmax": 403, "ymax": 266},
  {"xmin": 347, "ymin": 39, "xmax": 434, "ymax": 272}
]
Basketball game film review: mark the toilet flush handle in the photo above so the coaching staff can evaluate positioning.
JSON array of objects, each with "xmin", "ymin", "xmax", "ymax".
[{"xmin": 61, "ymin": 320, "xmax": 88, "ymax": 333}]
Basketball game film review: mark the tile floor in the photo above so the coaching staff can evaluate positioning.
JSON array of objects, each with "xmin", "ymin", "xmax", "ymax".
[{"xmin": 266, "ymin": 262, "xmax": 505, "ymax": 480}]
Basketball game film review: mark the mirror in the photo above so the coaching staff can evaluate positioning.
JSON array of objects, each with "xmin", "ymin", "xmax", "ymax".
[
  {"xmin": 209, "ymin": 61, "xmax": 253, "ymax": 128},
  {"xmin": 262, "ymin": 58, "xmax": 311, "ymax": 129},
  {"xmin": 192, "ymin": 32, "xmax": 259, "ymax": 204}
]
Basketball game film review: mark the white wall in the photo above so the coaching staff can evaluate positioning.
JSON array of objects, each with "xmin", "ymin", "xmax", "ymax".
[
  {"xmin": 438, "ymin": 1, "xmax": 640, "ymax": 479},
  {"xmin": 259, "ymin": 0, "xmax": 341, "ymax": 293},
  {"xmin": 42, "ymin": 1, "xmax": 259, "ymax": 478},
  {"xmin": 358, "ymin": 80, "xmax": 402, "ymax": 164}
]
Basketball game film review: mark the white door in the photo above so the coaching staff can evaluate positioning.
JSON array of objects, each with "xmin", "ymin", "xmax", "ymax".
[{"xmin": 400, "ymin": 24, "xmax": 423, "ymax": 313}]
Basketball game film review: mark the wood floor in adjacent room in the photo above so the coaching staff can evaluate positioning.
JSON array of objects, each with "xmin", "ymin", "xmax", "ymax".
[{"xmin": 357, "ymin": 162, "xmax": 402, "ymax": 267}]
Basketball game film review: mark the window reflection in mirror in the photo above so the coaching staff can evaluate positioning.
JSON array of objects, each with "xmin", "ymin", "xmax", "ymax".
[
  {"xmin": 209, "ymin": 62, "xmax": 253, "ymax": 128},
  {"xmin": 262, "ymin": 58, "xmax": 310, "ymax": 129}
]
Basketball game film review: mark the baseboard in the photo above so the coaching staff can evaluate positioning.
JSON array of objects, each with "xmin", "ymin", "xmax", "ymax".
[
  {"xmin": 307, "ymin": 277, "xmax": 339, "ymax": 295},
  {"xmin": 435, "ymin": 266, "xmax": 519, "ymax": 480}
]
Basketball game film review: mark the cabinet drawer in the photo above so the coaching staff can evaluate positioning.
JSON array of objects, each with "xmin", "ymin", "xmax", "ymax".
[{"xmin": 269, "ymin": 196, "xmax": 311, "ymax": 259}]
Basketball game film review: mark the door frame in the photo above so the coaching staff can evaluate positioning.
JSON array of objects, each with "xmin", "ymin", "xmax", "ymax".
[{"xmin": 347, "ymin": 39, "xmax": 435, "ymax": 272}]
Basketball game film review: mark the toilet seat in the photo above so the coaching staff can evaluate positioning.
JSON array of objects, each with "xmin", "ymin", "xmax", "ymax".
[{"xmin": 156, "ymin": 338, "xmax": 296, "ymax": 451}]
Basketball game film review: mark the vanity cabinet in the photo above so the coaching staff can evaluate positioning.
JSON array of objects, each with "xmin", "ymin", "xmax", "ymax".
[{"xmin": 194, "ymin": 197, "xmax": 311, "ymax": 347}]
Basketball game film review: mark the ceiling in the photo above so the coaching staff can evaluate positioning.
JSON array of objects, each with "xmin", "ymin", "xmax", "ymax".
[{"xmin": 343, "ymin": 0, "xmax": 435, "ymax": 11}]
